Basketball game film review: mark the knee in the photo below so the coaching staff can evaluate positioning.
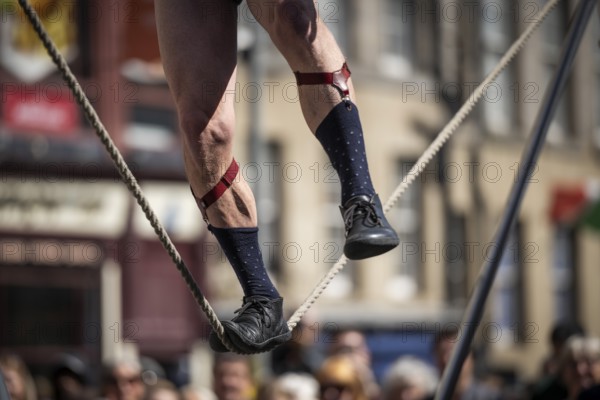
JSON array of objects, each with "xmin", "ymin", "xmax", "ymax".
[
  {"xmin": 179, "ymin": 107, "xmax": 235, "ymax": 149},
  {"xmin": 264, "ymin": 0, "xmax": 316, "ymax": 46}
]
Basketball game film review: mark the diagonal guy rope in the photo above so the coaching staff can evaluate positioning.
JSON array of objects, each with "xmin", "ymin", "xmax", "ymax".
[
  {"xmin": 286, "ymin": 0, "xmax": 562, "ymax": 329},
  {"xmin": 15, "ymin": 0, "xmax": 238, "ymax": 354},
  {"xmin": 19, "ymin": 0, "xmax": 561, "ymax": 339}
]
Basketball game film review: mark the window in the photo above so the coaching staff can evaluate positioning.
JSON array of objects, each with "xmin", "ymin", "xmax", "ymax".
[
  {"xmin": 0, "ymin": 265, "xmax": 100, "ymax": 350},
  {"xmin": 321, "ymin": 164, "xmax": 355, "ymax": 298},
  {"xmin": 480, "ymin": 0, "xmax": 517, "ymax": 136},
  {"xmin": 594, "ymin": 11, "xmax": 600, "ymax": 149},
  {"xmin": 386, "ymin": 160, "xmax": 422, "ymax": 301},
  {"xmin": 379, "ymin": 0, "xmax": 415, "ymax": 78},
  {"xmin": 256, "ymin": 142, "xmax": 283, "ymax": 276},
  {"xmin": 552, "ymin": 225, "xmax": 577, "ymax": 323},
  {"xmin": 492, "ymin": 223, "xmax": 524, "ymax": 347},
  {"xmin": 543, "ymin": 0, "xmax": 573, "ymax": 144},
  {"xmin": 73, "ymin": 1, "xmax": 93, "ymax": 78},
  {"xmin": 0, "ymin": 286, "xmax": 85, "ymax": 346},
  {"xmin": 445, "ymin": 213, "xmax": 468, "ymax": 306},
  {"xmin": 596, "ymin": 59, "xmax": 600, "ymax": 148},
  {"xmin": 122, "ymin": 104, "xmax": 184, "ymax": 177},
  {"xmin": 124, "ymin": 105, "xmax": 177, "ymax": 152}
]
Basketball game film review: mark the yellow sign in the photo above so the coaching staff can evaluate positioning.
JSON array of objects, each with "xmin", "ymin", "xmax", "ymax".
[
  {"xmin": 12, "ymin": 0, "xmax": 76, "ymax": 53},
  {"xmin": 0, "ymin": 0, "xmax": 78, "ymax": 82}
]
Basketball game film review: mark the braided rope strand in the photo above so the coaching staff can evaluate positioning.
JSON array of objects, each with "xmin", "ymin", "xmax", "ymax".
[
  {"xmin": 287, "ymin": 0, "xmax": 561, "ymax": 329},
  {"xmin": 16, "ymin": 0, "xmax": 236, "ymax": 353}
]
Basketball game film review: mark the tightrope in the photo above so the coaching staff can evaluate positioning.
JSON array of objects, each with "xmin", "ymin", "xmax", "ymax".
[
  {"xmin": 17, "ymin": 0, "xmax": 562, "ymax": 339},
  {"xmin": 286, "ymin": 0, "xmax": 562, "ymax": 328}
]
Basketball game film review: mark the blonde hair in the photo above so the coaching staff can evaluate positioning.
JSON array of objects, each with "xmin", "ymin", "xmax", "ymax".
[
  {"xmin": 316, "ymin": 355, "xmax": 369, "ymax": 400},
  {"xmin": 0, "ymin": 353, "xmax": 38, "ymax": 400}
]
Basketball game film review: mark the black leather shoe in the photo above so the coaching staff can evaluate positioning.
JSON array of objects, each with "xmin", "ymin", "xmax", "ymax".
[
  {"xmin": 208, "ymin": 329, "xmax": 231, "ymax": 353},
  {"xmin": 209, "ymin": 296, "xmax": 291, "ymax": 354},
  {"xmin": 340, "ymin": 194, "xmax": 400, "ymax": 260}
]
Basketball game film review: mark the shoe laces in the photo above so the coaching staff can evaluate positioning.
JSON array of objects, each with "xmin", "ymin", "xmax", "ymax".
[
  {"xmin": 342, "ymin": 197, "xmax": 382, "ymax": 231},
  {"xmin": 234, "ymin": 296, "xmax": 273, "ymax": 327}
]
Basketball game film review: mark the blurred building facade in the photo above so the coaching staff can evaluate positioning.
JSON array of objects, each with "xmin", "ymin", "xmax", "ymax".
[
  {"xmin": 217, "ymin": 0, "xmax": 600, "ymax": 383},
  {"xmin": 0, "ymin": 0, "xmax": 210, "ymax": 383},
  {"xmin": 0, "ymin": 0, "xmax": 599, "ymax": 387}
]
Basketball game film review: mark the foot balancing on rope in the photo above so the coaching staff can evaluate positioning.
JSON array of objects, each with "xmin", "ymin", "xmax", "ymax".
[
  {"xmin": 191, "ymin": 64, "xmax": 398, "ymax": 354},
  {"xmin": 155, "ymin": 0, "xmax": 399, "ymax": 355}
]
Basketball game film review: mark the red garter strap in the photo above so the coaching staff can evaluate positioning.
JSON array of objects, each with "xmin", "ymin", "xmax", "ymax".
[
  {"xmin": 294, "ymin": 62, "xmax": 352, "ymax": 99},
  {"xmin": 194, "ymin": 158, "xmax": 239, "ymax": 212}
]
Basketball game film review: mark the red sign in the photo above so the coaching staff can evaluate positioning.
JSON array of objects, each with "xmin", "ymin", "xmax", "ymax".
[
  {"xmin": 2, "ymin": 87, "xmax": 79, "ymax": 136},
  {"xmin": 550, "ymin": 185, "xmax": 587, "ymax": 224}
]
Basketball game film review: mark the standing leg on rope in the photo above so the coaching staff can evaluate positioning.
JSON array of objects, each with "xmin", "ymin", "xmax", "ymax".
[
  {"xmin": 246, "ymin": 0, "xmax": 399, "ymax": 260},
  {"xmin": 155, "ymin": 0, "xmax": 291, "ymax": 354}
]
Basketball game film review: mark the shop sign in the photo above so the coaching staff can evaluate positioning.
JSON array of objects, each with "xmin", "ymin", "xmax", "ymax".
[
  {"xmin": 0, "ymin": 179, "xmax": 129, "ymax": 238},
  {"xmin": 0, "ymin": 238, "xmax": 103, "ymax": 267},
  {"xmin": 2, "ymin": 87, "xmax": 79, "ymax": 135}
]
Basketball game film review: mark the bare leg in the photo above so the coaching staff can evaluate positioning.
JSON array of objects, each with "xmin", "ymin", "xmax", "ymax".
[
  {"xmin": 247, "ymin": 0, "xmax": 356, "ymax": 132},
  {"xmin": 155, "ymin": 1, "xmax": 291, "ymax": 354},
  {"xmin": 247, "ymin": 0, "xmax": 399, "ymax": 260},
  {"xmin": 155, "ymin": 0, "xmax": 256, "ymax": 228}
]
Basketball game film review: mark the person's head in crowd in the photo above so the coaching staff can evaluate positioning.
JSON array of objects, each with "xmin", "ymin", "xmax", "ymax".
[
  {"xmin": 432, "ymin": 326, "xmax": 472, "ymax": 375},
  {"xmin": 381, "ymin": 356, "xmax": 438, "ymax": 400},
  {"xmin": 145, "ymin": 379, "xmax": 181, "ymax": 400},
  {"xmin": 103, "ymin": 359, "xmax": 146, "ymax": 400},
  {"xmin": 139, "ymin": 357, "xmax": 167, "ymax": 386},
  {"xmin": 327, "ymin": 330, "xmax": 379, "ymax": 399},
  {"xmin": 0, "ymin": 353, "xmax": 37, "ymax": 400},
  {"xmin": 543, "ymin": 321, "xmax": 585, "ymax": 376},
  {"xmin": 181, "ymin": 385, "xmax": 217, "ymax": 400},
  {"xmin": 589, "ymin": 338, "xmax": 600, "ymax": 385},
  {"xmin": 264, "ymin": 373, "xmax": 318, "ymax": 400},
  {"xmin": 432, "ymin": 326, "xmax": 479, "ymax": 398},
  {"xmin": 560, "ymin": 336, "xmax": 600, "ymax": 399},
  {"xmin": 551, "ymin": 322, "xmax": 585, "ymax": 351},
  {"xmin": 328, "ymin": 330, "xmax": 371, "ymax": 368},
  {"xmin": 51, "ymin": 353, "xmax": 89, "ymax": 400},
  {"xmin": 212, "ymin": 354, "xmax": 254, "ymax": 400},
  {"xmin": 271, "ymin": 318, "xmax": 324, "ymax": 376},
  {"xmin": 315, "ymin": 354, "xmax": 368, "ymax": 400}
]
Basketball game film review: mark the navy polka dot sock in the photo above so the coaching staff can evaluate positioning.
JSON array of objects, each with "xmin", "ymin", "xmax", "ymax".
[
  {"xmin": 208, "ymin": 225, "xmax": 279, "ymax": 299},
  {"xmin": 315, "ymin": 101, "xmax": 376, "ymax": 204}
]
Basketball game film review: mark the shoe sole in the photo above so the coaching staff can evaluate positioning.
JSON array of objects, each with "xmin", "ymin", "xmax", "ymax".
[
  {"xmin": 344, "ymin": 237, "xmax": 399, "ymax": 260},
  {"xmin": 238, "ymin": 331, "xmax": 292, "ymax": 354},
  {"xmin": 224, "ymin": 322, "xmax": 292, "ymax": 354},
  {"xmin": 211, "ymin": 324, "xmax": 292, "ymax": 354},
  {"xmin": 209, "ymin": 331, "xmax": 229, "ymax": 353}
]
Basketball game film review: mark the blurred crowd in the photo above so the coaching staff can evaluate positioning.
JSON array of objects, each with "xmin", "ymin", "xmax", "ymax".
[{"xmin": 1, "ymin": 322, "xmax": 599, "ymax": 400}]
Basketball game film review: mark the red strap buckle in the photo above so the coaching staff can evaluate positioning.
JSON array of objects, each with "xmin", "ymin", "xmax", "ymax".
[{"xmin": 294, "ymin": 62, "xmax": 352, "ymax": 99}]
